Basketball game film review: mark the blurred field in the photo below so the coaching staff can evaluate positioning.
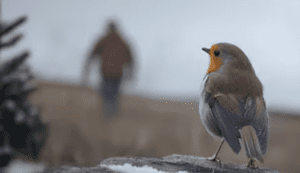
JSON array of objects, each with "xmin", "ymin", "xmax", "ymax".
[{"xmin": 26, "ymin": 80, "xmax": 300, "ymax": 173}]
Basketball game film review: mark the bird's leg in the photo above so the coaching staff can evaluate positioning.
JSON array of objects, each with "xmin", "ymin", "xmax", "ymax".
[
  {"xmin": 246, "ymin": 159, "xmax": 258, "ymax": 168},
  {"xmin": 207, "ymin": 139, "xmax": 224, "ymax": 162}
]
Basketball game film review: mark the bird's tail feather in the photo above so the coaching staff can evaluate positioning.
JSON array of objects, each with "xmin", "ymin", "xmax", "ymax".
[{"xmin": 241, "ymin": 125, "xmax": 263, "ymax": 163}]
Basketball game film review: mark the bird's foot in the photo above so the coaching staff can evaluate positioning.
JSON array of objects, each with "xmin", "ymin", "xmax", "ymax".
[
  {"xmin": 207, "ymin": 156, "xmax": 220, "ymax": 162},
  {"xmin": 246, "ymin": 159, "xmax": 258, "ymax": 169},
  {"xmin": 207, "ymin": 155, "xmax": 221, "ymax": 168}
]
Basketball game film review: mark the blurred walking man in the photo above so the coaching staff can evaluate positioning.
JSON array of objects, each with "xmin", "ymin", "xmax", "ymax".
[{"xmin": 82, "ymin": 20, "xmax": 134, "ymax": 120}]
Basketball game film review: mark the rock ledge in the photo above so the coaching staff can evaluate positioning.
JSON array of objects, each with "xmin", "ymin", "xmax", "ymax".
[{"xmin": 43, "ymin": 154, "xmax": 279, "ymax": 173}]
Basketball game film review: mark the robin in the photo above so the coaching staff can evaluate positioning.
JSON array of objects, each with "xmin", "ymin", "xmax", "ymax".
[{"xmin": 199, "ymin": 43, "xmax": 269, "ymax": 168}]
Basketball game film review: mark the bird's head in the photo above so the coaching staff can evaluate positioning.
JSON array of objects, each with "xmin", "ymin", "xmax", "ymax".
[{"xmin": 202, "ymin": 43, "xmax": 254, "ymax": 74}]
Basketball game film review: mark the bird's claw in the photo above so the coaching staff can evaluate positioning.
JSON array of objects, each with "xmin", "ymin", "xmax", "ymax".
[
  {"xmin": 246, "ymin": 159, "xmax": 258, "ymax": 169},
  {"xmin": 207, "ymin": 156, "xmax": 222, "ymax": 168},
  {"xmin": 207, "ymin": 157, "xmax": 220, "ymax": 162}
]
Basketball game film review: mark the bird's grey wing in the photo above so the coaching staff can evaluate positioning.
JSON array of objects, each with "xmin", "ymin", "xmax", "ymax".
[
  {"xmin": 246, "ymin": 97, "xmax": 269, "ymax": 155},
  {"xmin": 210, "ymin": 93, "xmax": 243, "ymax": 154}
]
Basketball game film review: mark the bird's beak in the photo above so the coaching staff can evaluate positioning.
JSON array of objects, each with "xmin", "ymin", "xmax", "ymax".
[{"xmin": 202, "ymin": 48, "xmax": 210, "ymax": 54}]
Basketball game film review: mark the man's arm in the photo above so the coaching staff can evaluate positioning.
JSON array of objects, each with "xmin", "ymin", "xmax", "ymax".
[
  {"xmin": 81, "ymin": 54, "xmax": 93, "ymax": 87},
  {"xmin": 122, "ymin": 45, "xmax": 135, "ymax": 82},
  {"xmin": 81, "ymin": 37, "xmax": 103, "ymax": 87}
]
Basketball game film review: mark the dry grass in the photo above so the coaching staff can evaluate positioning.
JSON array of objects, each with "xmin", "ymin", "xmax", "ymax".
[{"xmin": 26, "ymin": 80, "xmax": 300, "ymax": 173}]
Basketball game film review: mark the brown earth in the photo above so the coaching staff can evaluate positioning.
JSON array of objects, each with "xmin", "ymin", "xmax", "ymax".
[{"xmin": 25, "ymin": 80, "xmax": 300, "ymax": 173}]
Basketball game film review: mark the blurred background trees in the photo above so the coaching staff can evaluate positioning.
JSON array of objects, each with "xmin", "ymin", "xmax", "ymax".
[{"xmin": 0, "ymin": 16, "xmax": 48, "ymax": 170}]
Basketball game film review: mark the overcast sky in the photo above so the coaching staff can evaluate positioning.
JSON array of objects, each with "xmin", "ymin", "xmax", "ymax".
[{"xmin": 2, "ymin": 0, "xmax": 300, "ymax": 112}]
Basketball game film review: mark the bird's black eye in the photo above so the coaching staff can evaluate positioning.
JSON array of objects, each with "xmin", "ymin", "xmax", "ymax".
[{"xmin": 214, "ymin": 50, "xmax": 220, "ymax": 57}]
